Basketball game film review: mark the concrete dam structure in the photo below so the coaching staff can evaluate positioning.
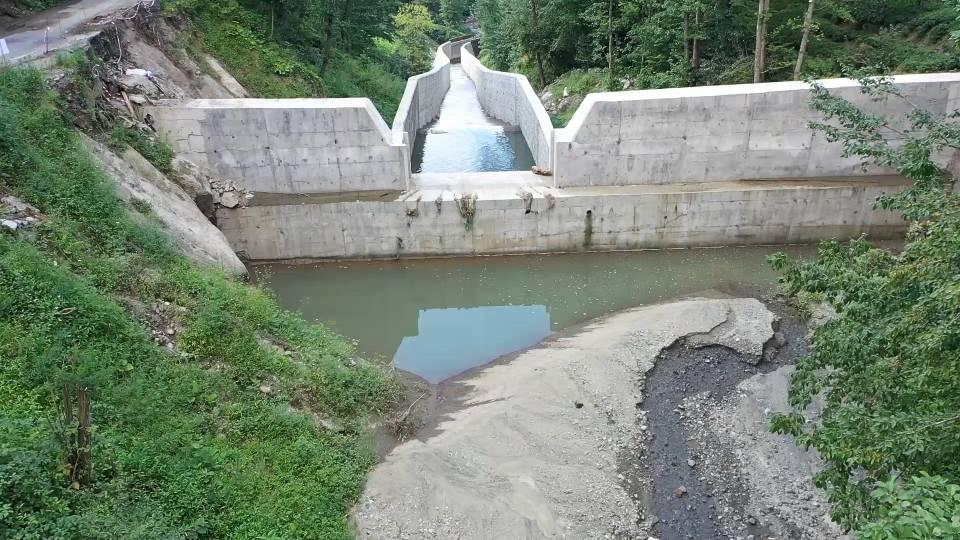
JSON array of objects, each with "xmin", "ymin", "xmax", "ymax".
[{"xmin": 145, "ymin": 39, "xmax": 960, "ymax": 261}]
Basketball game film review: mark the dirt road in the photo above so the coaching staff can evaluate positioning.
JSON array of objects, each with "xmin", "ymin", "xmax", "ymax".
[{"xmin": 1, "ymin": 0, "xmax": 139, "ymax": 62}]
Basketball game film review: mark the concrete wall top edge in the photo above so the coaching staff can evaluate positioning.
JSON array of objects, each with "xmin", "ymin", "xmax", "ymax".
[
  {"xmin": 585, "ymin": 72, "xmax": 960, "ymax": 103},
  {"xmin": 556, "ymin": 72, "xmax": 960, "ymax": 144},
  {"xmin": 160, "ymin": 97, "xmax": 376, "ymax": 109}
]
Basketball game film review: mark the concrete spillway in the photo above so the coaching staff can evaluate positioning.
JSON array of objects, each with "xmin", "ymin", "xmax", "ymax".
[
  {"xmin": 144, "ymin": 42, "xmax": 960, "ymax": 261},
  {"xmin": 412, "ymin": 66, "xmax": 534, "ymax": 173}
]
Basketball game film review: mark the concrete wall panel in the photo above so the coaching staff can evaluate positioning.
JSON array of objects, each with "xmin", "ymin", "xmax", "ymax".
[
  {"xmin": 555, "ymin": 73, "xmax": 960, "ymax": 187},
  {"xmin": 146, "ymin": 98, "xmax": 406, "ymax": 194},
  {"xmin": 219, "ymin": 179, "xmax": 908, "ymax": 260},
  {"xmin": 460, "ymin": 43, "xmax": 554, "ymax": 170}
]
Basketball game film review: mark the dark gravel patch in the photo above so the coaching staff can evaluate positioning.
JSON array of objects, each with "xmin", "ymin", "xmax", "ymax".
[{"xmin": 622, "ymin": 296, "xmax": 808, "ymax": 540}]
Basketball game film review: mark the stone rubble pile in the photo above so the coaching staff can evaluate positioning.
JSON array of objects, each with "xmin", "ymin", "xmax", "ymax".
[
  {"xmin": 208, "ymin": 178, "xmax": 254, "ymax": 209},
  {"xmin": 146, "ymin": 301, "xmax": 185, "ymax": 350},
  {"xmin": 1, "ymin": 196, "xmax": 44, "ymax": 232}
]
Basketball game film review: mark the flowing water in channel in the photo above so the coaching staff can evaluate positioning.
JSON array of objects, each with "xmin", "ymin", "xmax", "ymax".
[
  {"xmin": 255, "ymin": 246, "xmax": 815, "ymax": 383},
  {"xmin": 412, "ymin": 65, "xmax": 535, "ymax": 173}
]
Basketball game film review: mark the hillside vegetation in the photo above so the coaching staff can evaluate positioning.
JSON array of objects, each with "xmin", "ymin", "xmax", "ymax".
[
  {"xmin": 477, "ymin": 0, "xmax": 960, "ymax": 125},
  {"xmin": 0, "ymin": 1, "xmax": 470, "ymax": 536},
  {"xmin": 1, "ymin": 0, "xmax": 63, "ymax": 14},
  {"xmin": 0, "ymin": 67, "xmax": 398, "ymax": 539},
  {"xmin": 163, "ymin": 0, "xmax": 469, "ymax": 120},
  {"xmin": 769, "ymin": 78, "xmax": 960, "ymax": 535}
]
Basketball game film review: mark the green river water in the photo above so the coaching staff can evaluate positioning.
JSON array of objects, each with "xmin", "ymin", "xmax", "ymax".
[{"xmin": 254, "ymin": 246, "xmax": 815, "ymax": 383}]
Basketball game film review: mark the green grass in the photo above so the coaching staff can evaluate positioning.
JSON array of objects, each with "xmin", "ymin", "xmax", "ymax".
[
  {"xmin": 0, "ymin": 66, "xmax": 399, "ymax": 539},
  {"xmin": 551, "ymin": 69, "xmax": 607, "ymax": 96},
  {"xmin": 109, "ymin": 126, "xmax": 175, "ymax": 175}
]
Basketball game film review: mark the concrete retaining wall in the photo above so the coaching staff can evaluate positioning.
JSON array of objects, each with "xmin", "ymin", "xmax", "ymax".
[
  {"xmin": 390, "ymin": 37, "xmax": 476, "ymax": 171},
  {"xmin": 554, "ymin": 73, "xmax": 960, "ymax": 187},
  {"xmin": 218, "ymin": 178, "xmax": 908, "ymax": 260},
  {"xmin": 440, "ymin": 37, "xmax": 473, "ymax": 63},
  {"xmin": 391, "ymin": 46, "xmax": 452, "ymax": 152},
  {"xmin": 460, "ymin": 43, "xmax": 554, "ymax": 170},
  {"xmin": 145, "ymin": 98, "xmax": 406, "ymax": 194}
]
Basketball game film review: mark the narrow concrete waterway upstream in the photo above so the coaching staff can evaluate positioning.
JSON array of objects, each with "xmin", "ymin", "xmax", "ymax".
[
  {"xmin": 412, "ymin": 65, "xmax": 535, "ymax": 173},
  {"xmin": 254, "ymin": 246, "xmax": 815, "ymax": 383}
]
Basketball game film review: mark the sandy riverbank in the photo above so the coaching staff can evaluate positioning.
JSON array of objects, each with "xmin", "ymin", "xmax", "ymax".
[{"xmin": 353, "ymin": 296, "xmax": 811, "ymax": 539}]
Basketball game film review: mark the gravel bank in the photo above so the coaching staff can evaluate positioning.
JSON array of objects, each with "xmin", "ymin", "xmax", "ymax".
[{"xmin": 353, "ymin": 297, "xmax": 786, "ymax": 539}]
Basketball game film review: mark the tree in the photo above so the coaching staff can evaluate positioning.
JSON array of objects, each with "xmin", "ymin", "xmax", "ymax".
[
  {"xmin": 529, "ymin": 0, "xmax": 548, "ymax": 88},
  {"xmin": 475, "ymin": 0, "xmax": 512, "ymax": 70},
  {"xmin": 394, "ymin": 3, "xmax": 437, "ymax": 74},
  {"xmin": 440, "ymin": 0, "xmax": 466, "ymax": 28},
  {"xmin": 607, "ymin": 0, "xmax": 615, "ymax": 85},
  {"xmin": 769, "ymin": 74, "xmax": 960, "ymax": 531},
  {"xmin": 688, "ymin": 0, "xmax": 703, "ymax": 80},
  {"xmin": 793, "ymin": 0, "xmax": 815, "ymax": 80},
  {"xmin": 753, "ymin": 0, "xmax": 769, "ymax": 82}
]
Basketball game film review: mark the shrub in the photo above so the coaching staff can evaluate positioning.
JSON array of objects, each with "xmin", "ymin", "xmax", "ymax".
[
  {"xmin": 770, "ymin": 75, "xmax": 960, "ymax": 531},
  {"xmin": 857, "ymin": 475, "xmax": 960, "ymax": 539}
]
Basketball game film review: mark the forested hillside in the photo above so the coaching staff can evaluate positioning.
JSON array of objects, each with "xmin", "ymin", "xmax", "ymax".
[
  {"xmin": 163, "ymin": 0, "xmax": 469, "ymax": 118},
  {"xmin": 474, "ymin": 0, "xmax": 960, "ymax": 124}
]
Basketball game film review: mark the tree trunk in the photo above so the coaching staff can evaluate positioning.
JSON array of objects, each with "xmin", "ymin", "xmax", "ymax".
[
  {"xmin": 793, "ymin": 0, "xmax": 815, "ymax": 80},
  {"xmin": 530, "ymin": 0, "xmax": 547, "ymax": 88},
  {"xmin": 319, "ymin": 9, "xmax": 335, "ymax": 76},
  {"xmin": 607, "ymin": 0, "xmax": 614, "ymax": 85},
  {"xmin": 759, "ymin": 0, "xmax": 769, "ymax": 78},
  {"xmin": 683, "ymin": 12, "xmax": 689, "ymax": 62},
  {"xmin": 691, "ymin": 9, "xmax": 701, "ymax": 72},
  {"xmin": 339, "ymin": 1, "xmax": 351, "ymax": 54},
  {"xmin": 63, "ymin": 383, "xmax": 92, "ymax": 489},
  {"xmin": 753, "ymin": 0, "xmax": 768, "ymax": 83}
]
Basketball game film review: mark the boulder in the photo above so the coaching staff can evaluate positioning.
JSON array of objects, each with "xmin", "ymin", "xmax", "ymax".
[
  {"xmin": 219, "ymin": 191, "xmax": 241, "ymax": 209},
  {"xmin": 169, "ymin": 156, "xmax": 217, "ymax": 221}
]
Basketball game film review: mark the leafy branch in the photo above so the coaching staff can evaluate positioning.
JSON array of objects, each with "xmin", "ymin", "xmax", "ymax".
[{"xmin": 770, "ymin": 75, "xmax": 960, "ymax": 533}]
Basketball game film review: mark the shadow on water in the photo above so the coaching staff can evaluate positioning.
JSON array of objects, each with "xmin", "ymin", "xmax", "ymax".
[{"xmin": 254, "ymin": 246, "xmax": 817, "ymax": 383}]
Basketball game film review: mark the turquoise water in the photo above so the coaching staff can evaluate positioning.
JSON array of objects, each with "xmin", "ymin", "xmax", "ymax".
[
  {"xmin": 412, "ymin": 65, "xmax": 535, "ymax": 173},
  {"xmin": 255, "ymin": 246, "xmax": 813, "ymax": 383}
]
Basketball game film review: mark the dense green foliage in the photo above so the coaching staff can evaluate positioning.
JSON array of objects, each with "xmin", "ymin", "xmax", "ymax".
[
  {"xmin": 476, "ymin": 0, "xmax": 960, "ymax": 98},
  {"xmin": 0, "ymin": 67, "xmax": 398, "ymax": 538},
  {"xmin": 440, "ymin": 0, "xmax": 469, "ymax": 29},
  {"xmin": 857, "ymin": 475, "xmax": 960, "ymax": 539},
  {"xmin": 165, "ymin": 0, "xmax": 465, "ymax": 120},
  {"xmin": 6, "ymin": 0, "xmax": 64, "ymax": 13},
  {"xmin": 394, "ymin": 4, "xmax": 440, "ymax": 75},
  {"xmin": 768, "ymin": 76, "xmax": 960, "ymax": 534}
]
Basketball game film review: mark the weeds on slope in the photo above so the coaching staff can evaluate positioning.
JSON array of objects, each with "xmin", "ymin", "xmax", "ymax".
[
  {"xmin": 0, "ymin": 67, "xmax": 399, "ymax": 539},
  {"xmin": 163, "ymin": 0, "xmax": 407, "ymax": 120}
]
